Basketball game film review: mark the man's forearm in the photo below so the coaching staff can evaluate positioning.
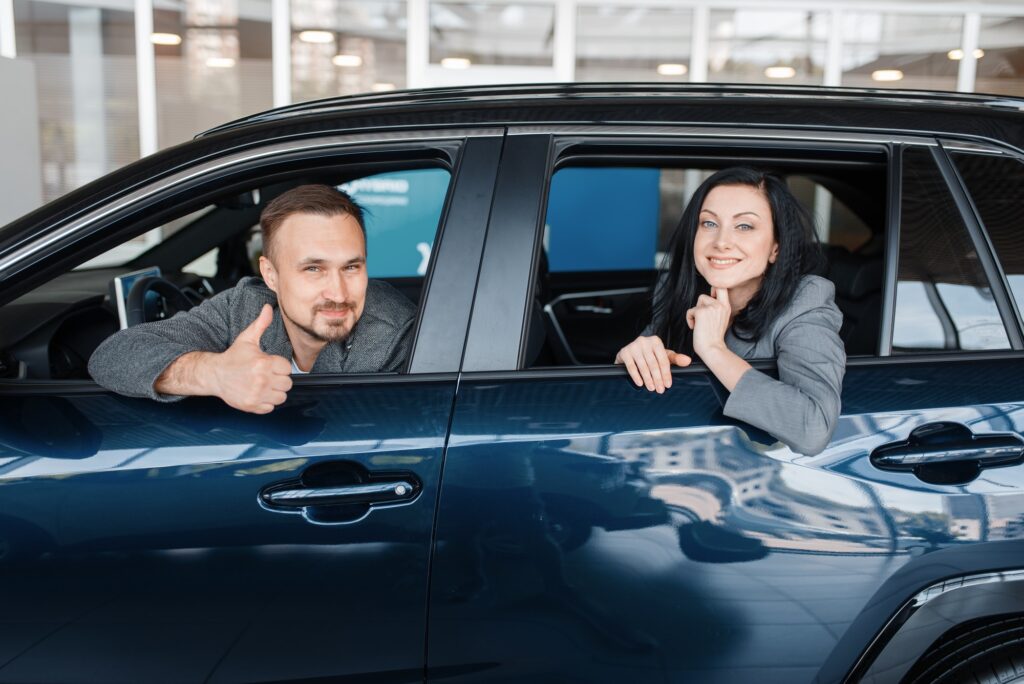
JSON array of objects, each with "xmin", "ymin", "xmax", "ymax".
[{"xmin": 154, "ymin": 351, "xmax": 219, "ymax": 397}]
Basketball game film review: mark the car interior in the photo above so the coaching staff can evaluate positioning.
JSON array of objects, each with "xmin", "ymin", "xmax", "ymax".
[
  {"xmin": 0, "ymin": 167, "xmax": 449, "ymax": 381},
  {"xmin": 525, "ymin": 152, "xmax": 888, "ymax": 368}
]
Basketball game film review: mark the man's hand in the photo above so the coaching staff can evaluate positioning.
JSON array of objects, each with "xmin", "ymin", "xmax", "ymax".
[
  {"xmin": 614, "ymin": 335, "xmax": 691, "ymax": 394},
  {"xmin": 154, "ymin": 304, "xmax": 293, "ymax": 414}
]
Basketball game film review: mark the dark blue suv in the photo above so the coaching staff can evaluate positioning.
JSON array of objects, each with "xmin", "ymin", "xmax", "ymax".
[{"xmin": 1, "ymin": 84, "xmax": 1024, "ymax": 683}]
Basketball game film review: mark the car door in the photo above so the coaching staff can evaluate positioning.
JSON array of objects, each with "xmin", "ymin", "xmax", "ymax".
[
  {"xmin": 427, "ymin": 131, "xmax": 1024, "ymax": 682},
  {"xmin": 0, "ymin": 131, "xmax": 502, "ymax": 683}
]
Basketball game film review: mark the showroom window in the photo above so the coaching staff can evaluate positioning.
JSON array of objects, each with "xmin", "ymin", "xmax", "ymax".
[
  {"xmin": 707, "ymin": 9, "xmax": 827, "ymax": 85},
  {"xmin": 575, "ymin": 5, "xmax": 693, "ymax": 82}
]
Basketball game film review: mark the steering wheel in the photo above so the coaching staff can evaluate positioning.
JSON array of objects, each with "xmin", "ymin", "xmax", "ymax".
[{"xmin": 125, "ymin": 276, "xmax": 194, "ymax": 327}]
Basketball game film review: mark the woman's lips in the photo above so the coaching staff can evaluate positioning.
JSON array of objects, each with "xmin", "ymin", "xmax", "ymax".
[{"xmin": 707, "ymin": 257, "xmax": 740, "ymax": 269}]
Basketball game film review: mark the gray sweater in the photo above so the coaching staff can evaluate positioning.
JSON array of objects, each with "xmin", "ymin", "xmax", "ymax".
[
  {"xmin": 88, "ymin": 276, "xmax": 416, "ymax": 401},
  {"xmin": 647, "ymin": 275, "xmax": 845, "ymax": 455}
]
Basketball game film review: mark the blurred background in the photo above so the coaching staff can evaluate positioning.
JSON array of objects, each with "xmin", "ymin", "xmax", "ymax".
[{"xmin": 0, "ymin": 0, "xmax": 1021, "ymax": 222}]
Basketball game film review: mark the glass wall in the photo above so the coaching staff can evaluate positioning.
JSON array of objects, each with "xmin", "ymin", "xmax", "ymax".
[
  {"xmin": 708, "ymin": 9, "xmax": 826, "ymax": 85},
  {"xmin": 291, "ymin": 0, "xmax": 406, "ymax": 102},
  {"xmin": 154, "ymin": 0, "xmax": 273, "ymax": 148},
  {"xmin": 975, "ymin": 15, "xmax": 1024, "ymax": 97},
  {"xmin": 576, "ymin": 5, "xmax": 692, "ymax": 82},
  {"xmin": 429, "ymin": 2, "xmax": 554, "ymax": 67},
  {"xmin": 841, "ymin": 13, "xmax": 961, "ymax": 90},
  {"xmin": 13, "ymin": 0, "xmax": 139, "ymax": 202}
]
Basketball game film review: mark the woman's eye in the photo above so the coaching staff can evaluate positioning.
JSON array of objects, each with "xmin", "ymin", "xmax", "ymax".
[
  {"xmin": 736, "ymin": 223, "xmax": 754, "ymax": 231},
  {"xmin": 701, "ymin": 220, "xmax": 717, "ymax": 229}
]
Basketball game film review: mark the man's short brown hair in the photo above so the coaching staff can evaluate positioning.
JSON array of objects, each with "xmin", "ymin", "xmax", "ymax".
[{"xmin": 259, "ymin": 184, "xmax": 366, "ymax": 261}]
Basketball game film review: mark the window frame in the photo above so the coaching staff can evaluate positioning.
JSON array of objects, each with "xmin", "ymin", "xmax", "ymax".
[
  {"xmin": 0, "ymin": 128, "xmax": 506, "ymax": 389},
  {"xmin": 461, "ymin": 126, "xmax": 1024, "ymax": 378}
]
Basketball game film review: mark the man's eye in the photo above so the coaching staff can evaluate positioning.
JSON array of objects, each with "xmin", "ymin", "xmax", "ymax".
[
  {"xmin": 304, "ymin": 266, "xmax": 320, "ymax": 272},
  {"xmin": 345, "ymin": 264, "xmax": 363, "ymax": 272}
]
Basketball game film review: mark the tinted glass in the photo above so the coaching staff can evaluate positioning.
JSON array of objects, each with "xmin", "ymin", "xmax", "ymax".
[
  {"xmin": 951, "ymin": 151, "xmax": 1024, "ymax": 323},
  {"xmin": 893, "ymin": 146, "xmax": 1009, "ymax": 352}
]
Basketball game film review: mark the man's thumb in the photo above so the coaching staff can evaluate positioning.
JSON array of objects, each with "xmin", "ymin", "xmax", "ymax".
[{"xmin": 238, "ymin": 304, "xmax": 273, "ymax": 345}]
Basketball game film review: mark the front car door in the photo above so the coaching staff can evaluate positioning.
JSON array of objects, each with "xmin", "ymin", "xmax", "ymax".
[
  {"xmin": 0, "ymin": 130, "xmax": 502, "ymax": 682},
  {"xmin": 427, "ymin": 129, "xmax": 1024, "ymax": 682}
]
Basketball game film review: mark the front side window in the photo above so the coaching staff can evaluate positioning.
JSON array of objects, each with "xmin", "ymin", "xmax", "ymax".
[{"xmin": 893, "ymin": 146, "xmax": 1010, "ymax": 352}]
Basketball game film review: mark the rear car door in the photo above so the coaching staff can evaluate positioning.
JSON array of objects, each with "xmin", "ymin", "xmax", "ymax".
[
  {"xmin": 0, "ymin": 130, "xmax": 502, "ymax": 682},
  {"xmin": 427, "ymin": 130, "xmax": 1024, "ymax": 682}
]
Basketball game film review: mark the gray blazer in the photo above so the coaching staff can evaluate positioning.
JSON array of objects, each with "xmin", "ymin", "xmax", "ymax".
[
  {"xmin": 647, "ymin": 274, "xmax": 845, "ymax": 455},
  {"xmin": 88, "ymin": 276, "xmax": 416, "ymax": 402}
]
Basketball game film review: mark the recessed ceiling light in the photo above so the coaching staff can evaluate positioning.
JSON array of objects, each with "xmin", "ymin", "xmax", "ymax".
[
  {"xmin": 947, "ymin": 48, "xmax": 985, "ymax": 60},
  {"xmin": 871, "ymin": 69, "xmax": 903, "ymax": 82},
  {"xmin": 657, "ymin": 63, "xmax": 688, "ymax": 76},
  {"xmin": 372, "ymin": 82, "xmax": 397, "ymax": 91},
  {"xmin": 441, "ymin": 57, "xmax": 471, "ymax": 69},
  {"xmin": 150, "ymin": 33, "xmax": 182, "ymax": 46},
  {"xmin": 764, "ymin": 66, "xmax": 796, "ymax": 79},
  {"xmin": 332, "ymin": 54, "xmax": 363, "ymax": 67},
  {"xmin": 206, "ymin": 57, "xmax": 236, "ymax": 68},
  {"xmin": 298, "ymin": 30, "xmax": 334, "ymax": 44}
]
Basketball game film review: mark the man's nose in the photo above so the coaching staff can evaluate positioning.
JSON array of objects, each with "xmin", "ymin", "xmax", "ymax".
[{"xmin": 323, "ymin": 271, "xmax": 348, "ymax": 301}]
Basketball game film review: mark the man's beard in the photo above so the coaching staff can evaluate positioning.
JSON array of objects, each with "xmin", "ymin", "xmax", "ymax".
[{"xmin": 282, "ymin": 301, "xmax": 356, "ymax": 343}]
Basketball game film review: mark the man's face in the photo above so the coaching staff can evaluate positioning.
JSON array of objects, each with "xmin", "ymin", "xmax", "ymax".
[{"xmin": 259, "ymin": 212, "xmax": 368, "ymax": 345}]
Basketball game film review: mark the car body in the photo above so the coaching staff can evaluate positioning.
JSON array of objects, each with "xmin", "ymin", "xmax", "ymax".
[{"xmin": 1, "ymin": 83, "xmax": 1024, "ymax": 683}]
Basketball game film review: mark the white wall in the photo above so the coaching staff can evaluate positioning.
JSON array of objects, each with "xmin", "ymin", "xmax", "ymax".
[{"xmin": 0, "ymin": 57, "xmax": 42, "ymax": 225}]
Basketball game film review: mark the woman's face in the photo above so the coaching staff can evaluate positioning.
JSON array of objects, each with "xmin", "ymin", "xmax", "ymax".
[{"xmin": 693, "ymin": 183, "xmax": 780, "ymax": 305}]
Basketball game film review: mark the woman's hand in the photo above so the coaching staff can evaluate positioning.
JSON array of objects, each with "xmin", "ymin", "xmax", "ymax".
[
  {"xmin": 614, "ymin": 335, "xmax": 691, "ymax": 393},
  {"xmin": 687, "ymin": 287, "xmax": 732, "ymax": 358}
]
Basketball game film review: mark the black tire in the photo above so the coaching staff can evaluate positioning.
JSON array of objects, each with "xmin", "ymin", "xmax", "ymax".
[{"xmin": 904, "ymin": 615, "xmax": 1024, "ymax": 684}]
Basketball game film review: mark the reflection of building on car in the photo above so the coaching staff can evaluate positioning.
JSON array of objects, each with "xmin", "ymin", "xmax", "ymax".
[{"xmin": 1, "ymin": 85, "xmax": 1024, "ymax": 683}]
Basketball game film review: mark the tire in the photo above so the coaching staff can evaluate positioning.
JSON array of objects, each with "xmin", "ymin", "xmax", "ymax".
[{"xmin": 903, "ymin": 615, "xmax": 1024, "ymax": 684}]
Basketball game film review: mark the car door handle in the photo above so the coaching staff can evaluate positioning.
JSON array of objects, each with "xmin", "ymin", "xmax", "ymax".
[
  {"xmin": 573, "ymin": 304, "xmax": 613, "ymax": 314},
  {"xmin": 263, "ymin": 481, "xmax": 417, "ymax": 508},
  {"xmin": 871, "ymin": 422, "xmax": 1024, "ymax": 484}
]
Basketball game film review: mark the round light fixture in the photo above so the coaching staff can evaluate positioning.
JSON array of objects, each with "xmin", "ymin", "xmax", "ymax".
[
  {"xmin": 441, "ymin": 57, "xmax": 471, "ymax": 69},
  {"xmin": 657, "ymin": 63, "xmax": 688, "ymax": 76},
  {"xmin": 150, "ymin": 33, "xmax": 182, "ymax": 46},
  {"xmin": 206, "ymin": 57, "xmax": 236, "ymax": 68},
  {"xmin": 764, "ymin": 66, "xmax": 796, "ymax": 79},
  {"xmin": 332, "ymin": 54, "xmax": 363, "ymax": 67},
  {"xmin": 871, "ymin": 69, "xmax": 904, "ymax": 82},
  {"xmin": 298, "ymin": 30, "xmax": 334, "ymax": 44},
  {"xmin": 947, "ymin": 48, "xmax": 985, "ymax": 60},
  {"xmin": 372, "ymin": 82, "xmax": 397, "ymax": 92}
]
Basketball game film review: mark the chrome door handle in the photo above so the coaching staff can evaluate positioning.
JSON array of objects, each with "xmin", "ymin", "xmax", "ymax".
[
  {"xmin": 263, "ymin": 481, "xmax": 416, "ymax": 508},
  {"xmin": 871, "ymin": 422, "xmax": 1024, "ymax": 484},
  {"xmin": 573, "ymin": 304, "xmax": 613, "ymax": 314}
]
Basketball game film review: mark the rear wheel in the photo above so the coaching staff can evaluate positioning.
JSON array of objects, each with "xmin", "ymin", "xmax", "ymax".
[{"xmin": 903, "ymin": 615, "xmax": 1024, "ymax": 684}]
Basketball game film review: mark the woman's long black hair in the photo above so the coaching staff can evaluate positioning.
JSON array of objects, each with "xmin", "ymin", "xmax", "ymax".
[{"xmin": 651, "ymin": 167, "xmax": 823, "ymax": 353}]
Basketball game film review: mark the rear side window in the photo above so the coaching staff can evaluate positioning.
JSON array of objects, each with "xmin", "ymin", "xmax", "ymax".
[
  {"xmin": 950, "ymin": 151, "xmax": 1024, "ymax": 323},
  {"xmin": 893, "ymin": 146, "xmax": 1010, "ymax": 352}
]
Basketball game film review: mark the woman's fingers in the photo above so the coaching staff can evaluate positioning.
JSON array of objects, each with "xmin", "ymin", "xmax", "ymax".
[
  {"xmin": 686, "ymin": 307, "xmax": 696, "ymax": 330},
  {"xmin": 642, "ymin": 346, "xmax": 666, "ymax": 393},
  {"xmin": 654, "ymin": 345, "xmax": 673, "ymax": 389},
  {"xmin": 667, "ymin": 350, "xmax": 692, "ymax": 367},
  {"xmin": 622, "ymin": 354, "xmax": 644, "ymax": 387}
]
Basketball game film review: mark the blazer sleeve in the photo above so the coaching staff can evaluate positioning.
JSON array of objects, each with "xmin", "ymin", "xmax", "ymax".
[
  {"xmin": 722, "ymin": 288, "xmax": 846, "ymax": 455},
  {"xmin": 87, "ymin": 287, "xmax": 238, "ymax": 402}
]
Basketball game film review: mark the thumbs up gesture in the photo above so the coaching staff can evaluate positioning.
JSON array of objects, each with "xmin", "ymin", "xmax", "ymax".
[{"xmin": 205, "ymin": 304, "xmax": 294, "ymax": 414}]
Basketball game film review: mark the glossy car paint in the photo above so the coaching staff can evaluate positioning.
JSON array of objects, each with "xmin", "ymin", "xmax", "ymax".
[{"xmin": 0, "ymin": 379, "xmax": 452, "ymax": 682}]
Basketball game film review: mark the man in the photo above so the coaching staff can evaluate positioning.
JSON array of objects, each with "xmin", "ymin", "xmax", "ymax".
[{"xmin": 88, "ymin": 184, "xmax": 415, "ymax": 414}]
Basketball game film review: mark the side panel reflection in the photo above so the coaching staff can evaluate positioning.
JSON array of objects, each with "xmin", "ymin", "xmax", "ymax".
[{"xmin": 429, "ymin": 358, "xmax": 1024, "ymax": 682}]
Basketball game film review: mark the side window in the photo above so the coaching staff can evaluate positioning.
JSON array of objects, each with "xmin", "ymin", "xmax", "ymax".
[
  {"xmin": 893, "ymin": 146, "xmax": 1010, "ymax": 352},
  {"xmin": 949, "ymin": 151, "xmax": 1024, "ymax": 323},
  {"xmin": 4, "ymin": 164, "xmax": 452, "ymax": 380},
  {"xmin": 533, "ymin": 159, "xmax": 884, "ymax": 367}
]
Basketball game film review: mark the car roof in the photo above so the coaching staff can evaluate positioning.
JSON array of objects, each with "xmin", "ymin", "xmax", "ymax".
[{"xmin": 199, "ymin": 83, "xmax": 1024, "ymax": 138}]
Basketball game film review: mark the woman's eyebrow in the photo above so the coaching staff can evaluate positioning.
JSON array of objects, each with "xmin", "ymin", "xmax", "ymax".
[{"xmin": 733, "ymin": 211, "xmax": 761, "ymax": 219}]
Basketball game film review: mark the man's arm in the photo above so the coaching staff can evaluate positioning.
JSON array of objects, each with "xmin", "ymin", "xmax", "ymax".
[{"xmin": 153, "ymin": 305, "xmax": 293, "ymax": 414}]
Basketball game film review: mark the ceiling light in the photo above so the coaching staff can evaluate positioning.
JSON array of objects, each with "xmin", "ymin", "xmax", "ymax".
[
  {"xmin": 150, "ymin": 33, "xmax": 182, "ymax": 46},
  {"xmin": 657, "ymin": 63, "xmax": 688, "ymax": 76},
  {"xmin": 947, "ymin": 48, "xmax": 985, "ymax": 60},
  {"xmin": 332, "ymin": 54, "xmax": 363, "ymax": 67},
  {"xmin": 441, "ymin": 57, "xmax": 471, "ymax": 69},
  {"xmin": 871, "ymin": 69, "xmax": 903, "ymax": 82},
  {"xmin": 764, "ymin": 65, "xmax": 796, "ymax": 79},
  {"xmin": 206, "ymin": 57, "xmax": 236, "ymax": 68},
  {"xmin": 298, "ymin": 30, "xmax": 334, "ymax": 44},
  {"xmin": 372, "ymin": 82, "xmax": 397, "ymax": 92}
]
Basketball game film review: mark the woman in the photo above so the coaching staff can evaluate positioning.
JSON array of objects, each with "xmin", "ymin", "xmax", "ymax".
[{"xmin": 615, "ymin": 167, "xmax": 845, "ymax": 455}]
